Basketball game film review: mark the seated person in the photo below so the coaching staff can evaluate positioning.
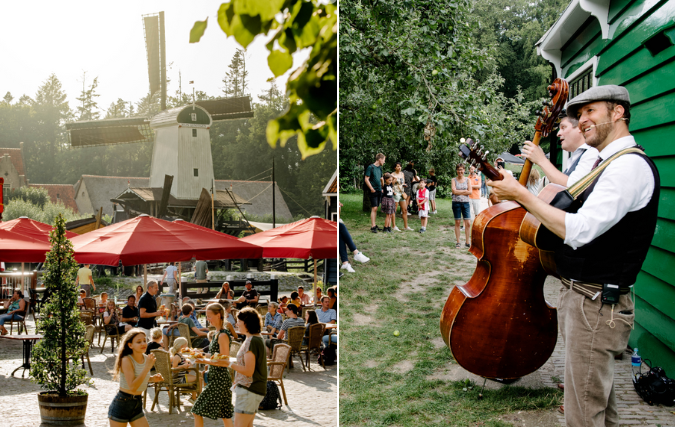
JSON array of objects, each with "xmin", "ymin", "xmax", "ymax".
[
  {"xmin": 169, "ymin": 337, "xmax": 199, "ymax": 401},
  {"xmin": 103, "ymin": 300, "xmax": 132, "ymax": 335},
  {"xmin": 314, "ymin": 287, "xmax": 323, "ymax": 305},
  {"xmin": 97, "ymin": 292, "xmax": 109, "ymax": 308},
  {"xmin": 0, "ymin": 290, "xmax": 26, "ymax": 335},
  {"xmin": 77, "ymin": 289, "xmax": 87, "ymax": 308},
  {"xmin": 235, "ymin": 280, "xmax": 259, "ymax": 309},
  {"xmin": 147, "ymin": 327, "xmax": 164, "ymax": 353},
  {"xmin": 290, "ymin": 291, "xmax": 302, "ymax": 307},
  {"xmin": 303, "ymin": 310, "xmax": 319, "ymax": 346},
  {"xmin": 327, "ymin": 287, "xmax": 338, "ymax": 312},
  {"xmin": 165, "ymin": 304, "xmax": 209, "ymax": 349},
  {"xmin": 297, "ymin": 286, "xmax": 311, "ymax": 306},
  {"xmin": 120, "ymin": 295, "xmax": 140, "ymax": 326},
  {"xmin": 264, "ymin": 302, "xmax": 283, "ymax": 337},
  {"xmin": 316, "ymin": 296, "xmax": 337, "ymax": 324},
  {"xmin": 264, "ymin": 303, "xmax": 305, "ymax": 355},
  {"xmin": 215, "ymin": 281, "xmax": 234, "ymax": 300},
  {"xmin": 277, "ymin": 296, "xmax": 289, "ymax": 314}
]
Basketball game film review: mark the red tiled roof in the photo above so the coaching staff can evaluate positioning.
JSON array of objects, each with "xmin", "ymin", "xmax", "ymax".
[
  {"xmin": 29, "ymin": 184, "xmax": 78, "ymax": 213},
  {"xmin": 0, "ymin": 148, "xmax": 25, "ymax": 176}
]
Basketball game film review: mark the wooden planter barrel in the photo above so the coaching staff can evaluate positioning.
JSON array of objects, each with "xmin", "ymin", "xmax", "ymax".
[{"xmin": 37, "ymin": 392, "xmax": 88, "ymax": 426}]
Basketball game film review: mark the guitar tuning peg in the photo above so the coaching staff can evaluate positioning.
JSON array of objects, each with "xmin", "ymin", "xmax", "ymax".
[
  {"xmin": 482, "ymin": 151, "xmax": 489, "ymax": 160},
  {"xmin": 480, "ymin": 144, "xmax": 485, "ymax": 150}
]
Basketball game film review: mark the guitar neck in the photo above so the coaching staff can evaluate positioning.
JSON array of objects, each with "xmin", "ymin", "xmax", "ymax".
[{"xmin": 518, "ymin": 131, "xmax": 542, "ymax": 186}]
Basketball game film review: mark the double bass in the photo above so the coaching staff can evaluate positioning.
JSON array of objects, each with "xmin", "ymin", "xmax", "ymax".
[{"xmin": 439, "ymin": 78, "xmax": 569, "ymax": 380}]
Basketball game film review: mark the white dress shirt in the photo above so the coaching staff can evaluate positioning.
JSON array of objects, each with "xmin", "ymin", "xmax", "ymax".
[
  {"xmin": 564, "ymin": 136, "xmax": 655, "ymax": 250},
  {"xmin": 566, "ymin": 143, "xmax": 599, "ymax": 186}
]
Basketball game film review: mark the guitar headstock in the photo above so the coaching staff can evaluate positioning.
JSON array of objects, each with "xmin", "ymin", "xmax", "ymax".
[
  {"xmin": 458, "ymin": 138, "xmax": 503, "ymax": 181},
  {"xmin": 535, "ymin": 78, "xmax": 569, "ymax": 137}
]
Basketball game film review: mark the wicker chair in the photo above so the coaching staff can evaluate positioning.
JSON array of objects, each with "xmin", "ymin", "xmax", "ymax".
[
  {"xmin": 267, "ymin": 343, "xmax": 291, "ymax": 405},
  {"xmin": 301, "ymin": 307, "xmax": 314, "ymax": 320},
  {"xmin": 255, "ymin": 304, "xmax": 267, "ymax": 318},
  {"xmin": 150, "ymin": 349, "xmax": 200, "ymax": 414},
  {"xmin": 300, "ymin": 323, "xmax": 326, "ymax": 370},
  {"xmin": 7, "ymin": 310, "xmax": 27, "ymax": 335},
  {"xmin": 285, "ymin": 326, "xmax": 306, "ymax": 372},
  {"xmin": 100, "ymin": 322, "xmax": 123, "ymax": 354},
  {"xmin": 80, "ymin": 325, "xmax": 95, "ymax": 375},
  {"xmin": 82, "ymin": 297, "xmax": 96, "ymax": 314},
  {"xmin": 228, "ymin": 341, "xmax": 242, "ymax": 381}
]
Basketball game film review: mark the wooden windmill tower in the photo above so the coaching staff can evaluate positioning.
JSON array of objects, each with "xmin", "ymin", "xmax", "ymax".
[{"xmin": 64, "ymin": 12, "xmax": 254, "ymax": 221}]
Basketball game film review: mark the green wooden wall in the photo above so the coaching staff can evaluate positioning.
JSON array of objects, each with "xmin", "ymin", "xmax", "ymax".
[{"xmin": 560, "ymin": 0, "xmax": 675, "ymax": 373}]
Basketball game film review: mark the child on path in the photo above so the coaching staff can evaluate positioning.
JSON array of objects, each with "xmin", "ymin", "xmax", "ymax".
[
  {"xmin": 109, "ymin": 329, "xmax": 164, "ymax": 426},
  {"xmin": 381, "ymin": 173, "xmax": 396, "ymax": 233},
  {"xmin": 417, "ymin": 179, "xmax": 430, "ymax": 233}
]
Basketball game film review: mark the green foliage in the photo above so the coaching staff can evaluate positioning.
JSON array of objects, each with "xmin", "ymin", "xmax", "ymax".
[
  {"xmin": 4, "ymin": 198, "xmax": 87, "ymax": 224},
  {"xmin": 339, "ymin": 0, "xmax": 542, "ymax": 200},
  {"xmin": 223, "ymin": 49, "xmax": 249, "ymax": 97},
  {"xmin": 30, "ymin": 214, "xmax": 90, "ymax": 396},
  {"xmin": 191, "ymin": 0, "xmax": 337, "ymax": 159},
  {"xmin": 75, "ymin": 75, "xmax": 101, "ymax": 121},
  {"xmin": 8, "ymin": 186, "xmax": 49, "ymax": 208}
]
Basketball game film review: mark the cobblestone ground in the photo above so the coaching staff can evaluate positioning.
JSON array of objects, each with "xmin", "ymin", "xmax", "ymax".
[
  {"xmin": 446, "ymin": 275, "xmax": 675, "ymax": 427},
  {"xmin": 0, "ymin": 319, "xmax": 337, "ymax": 427}
]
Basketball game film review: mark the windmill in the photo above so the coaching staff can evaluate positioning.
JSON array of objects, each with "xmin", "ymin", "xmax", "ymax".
[{"xmin": 64, "ymin": 11, "xmax": 254, "ymax": 225}]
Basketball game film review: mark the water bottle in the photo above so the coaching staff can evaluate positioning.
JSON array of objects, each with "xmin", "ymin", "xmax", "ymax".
[{"xmin": 631, "ymin": 348, "xmax": 641, "ymax": 379}]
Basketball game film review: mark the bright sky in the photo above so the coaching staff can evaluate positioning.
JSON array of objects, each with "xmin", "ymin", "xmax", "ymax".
[{"xmin": 0, "ymin": 1, "xmax": 308, "ymax": 113}]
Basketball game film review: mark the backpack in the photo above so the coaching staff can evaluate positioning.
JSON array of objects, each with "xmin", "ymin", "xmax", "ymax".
[
  {"xmin": 258, "ymin": 381, "xmax": 282, "ymax": 410},
  {"xmin": 319, "ymin": 345, "xmax": 336, "ymax": 366}
]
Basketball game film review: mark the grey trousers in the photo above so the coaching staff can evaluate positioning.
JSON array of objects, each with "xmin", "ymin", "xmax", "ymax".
[
  {"xmin": 80, "ymin": 284, "xmax": 91, "ymax": 297},
  {"xmin": 558, "ymin": 286, "xmax": 634, "ymax": 427}
]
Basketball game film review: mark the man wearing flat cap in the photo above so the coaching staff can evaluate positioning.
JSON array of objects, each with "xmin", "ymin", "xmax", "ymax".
[{"xmin": 489, "ymin": 85, "xmax": 659, "ymax": 427}]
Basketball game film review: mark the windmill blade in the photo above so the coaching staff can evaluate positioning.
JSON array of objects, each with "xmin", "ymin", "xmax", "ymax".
[
  {"xmin": 143, "ymin": 14, "xmax": 161, "ymax": 98},
  {"xmin": 196, "ymin": 96, "xmax": 254, "ymax": 121},
  {"xmin": 66, "ymin": 117, "xmax": 154, "ymax": 147}
]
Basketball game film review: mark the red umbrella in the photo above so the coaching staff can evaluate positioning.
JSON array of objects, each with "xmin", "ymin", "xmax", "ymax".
[
  {"xmin": 0, "ymin": 216, "xmax": 79, "ymax": 241},
  {"xmin": 240, "ymin": 217, "xmax": 337, "ymax": 259},
  {"xmin": 0, "ymin": 229, "xmax": 51, "ymax": 262},
  {"xmin": 71, "ymin": 214, "xmax": 263, "ymax": 266}
]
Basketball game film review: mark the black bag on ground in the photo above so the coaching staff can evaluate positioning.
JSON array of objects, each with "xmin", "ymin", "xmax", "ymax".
[
  {"xmin": 633, "ymin": 359, "xmax": 675, "ymax": 406},
  {"xmin": 319, "ymin": 345, "xmax": 336, "ymax": 366},
  {"xmin": 259, "ymin": 381, "xmax": 282, "ymax": 410}
]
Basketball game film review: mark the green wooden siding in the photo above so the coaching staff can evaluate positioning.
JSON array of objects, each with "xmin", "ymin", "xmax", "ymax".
[{"xmin": 560, "ymin": 0, "xmax": 675, "ymax": 372}]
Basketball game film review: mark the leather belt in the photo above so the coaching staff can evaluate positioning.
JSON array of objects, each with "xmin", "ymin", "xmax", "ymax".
[{"xmin": 560, "ymin": 277, "xmax": 630, "ymax": 300}]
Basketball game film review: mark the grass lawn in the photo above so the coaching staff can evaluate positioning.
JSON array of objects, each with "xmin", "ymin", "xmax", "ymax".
[{"xmin": 339, "ymin": 193, "xmax": 562, "ymax": 427}]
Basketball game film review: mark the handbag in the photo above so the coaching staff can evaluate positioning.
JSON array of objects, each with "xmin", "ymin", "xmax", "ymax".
[{"xmin": 633, "ymin": 359, "xmax": 675, "ymax": 406}]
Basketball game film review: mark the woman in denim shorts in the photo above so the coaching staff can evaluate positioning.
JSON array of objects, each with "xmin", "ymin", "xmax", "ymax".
[
  {"xmin": 109, "ymin": 329, "xmax": 163, "ymax": 426},
  {"xmin": 225, "ymin": 308, "xmax": 268, "ymax": 427},
  {"xmin": 451, "ymin": 164, "xmax": 473, "ymax": 248}
]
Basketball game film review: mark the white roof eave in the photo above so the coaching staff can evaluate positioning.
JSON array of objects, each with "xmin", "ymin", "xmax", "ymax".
[{"xmin": 536, "ymin": 0, "xmax": 610, "ymax": 79}]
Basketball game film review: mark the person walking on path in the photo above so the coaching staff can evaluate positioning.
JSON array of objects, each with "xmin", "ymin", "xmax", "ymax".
[
  {"xmin": 468, "ymin": 166, "xmax": 482, "ymax": 219},
  {"xmin": 226, "ymin": 308, "xmax": 268, "ymax": 427},
  {"xmin": 192, "ymin": 303, "xmax": 234, "ymax": 427},
  {"xmin": 391, "ymin": 162, "xmax": 412, "ymax": 231},
  {"xmin": 489, "ymin": 85, "xmax": 659, "ymax": 427},
  {"xmin": 451, "ymin": 164, "xmax": 472, "ymax": 248},
  {"xmin": 75, "ymin": 264, "xmax": 96, "ymax": 297},
  {"xmin": 427, "ymin": 168, "xmax": 438, "ymax": 214},
  {"xmin": 365, "ymin": 153, "xmax": 386, "ymax": 233},
  {"xmin": 108, "ymin": 329, "xmax": 163, "ymax": 426},
  {"xmin": 194, "ymin": 260, "xmax": 208, "ymax": 282},
  {"xmin": 159, "ymin": 262, "xmax": 179, "ymax": 294},
  {"xmin": 338, "ymin": 202, "xmax": 370, "ymax": 273}
]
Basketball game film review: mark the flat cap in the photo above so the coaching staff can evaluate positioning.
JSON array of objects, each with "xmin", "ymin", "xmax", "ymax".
[{"xmin": 566, "ymin": 85, "xmax": 630, "ymax": 118}]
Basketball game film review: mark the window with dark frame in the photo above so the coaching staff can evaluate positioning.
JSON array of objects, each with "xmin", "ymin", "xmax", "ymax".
[
  {"xmin": 192, "ymin": 128, "xmax": 197, "ymax": 137},
  {"xmin": 569, "ymin": 68, "xmax": 594, "ymax": 100},
  {"xmin": 194, "ymin": 168, "xmax": 199, "ymax": 177}
]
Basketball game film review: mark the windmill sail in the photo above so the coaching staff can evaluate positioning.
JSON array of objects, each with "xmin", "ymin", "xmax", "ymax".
[
  {"xmin": 143, "ymin": 14, "xmax": 162, "ymax": 99},
  {"xmin": 66, "ymin": 117, "xmax": 154, "ymax": 148}
]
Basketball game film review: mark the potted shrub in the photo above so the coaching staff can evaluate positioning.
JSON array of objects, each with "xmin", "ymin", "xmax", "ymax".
[{"xmin": 30, "ymin": 214, "xmax": 91, "ymax": 426}]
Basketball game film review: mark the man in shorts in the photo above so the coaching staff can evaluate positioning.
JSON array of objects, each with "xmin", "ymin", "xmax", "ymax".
[
  {"xmin": 365, "ymin": 153, "xmax": 386, "ymax": 233},
  {"xmin": 417, "ymin": 179, "xmax": 430, "ymax": 233}
]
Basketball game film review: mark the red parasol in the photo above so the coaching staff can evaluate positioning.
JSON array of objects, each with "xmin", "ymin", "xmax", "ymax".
[
  {"xmin": 240, "ymin": 217, "xmax": 337, "ymax": 259},
  {"xmin": 71, "ymin": 214, "xmax": 263, "ymax": 266},
  {"xmin": 0, "ymin": 229, "xmax": 52, "ymax": 262},
  {"xmin": 0, "ymin": 216, "xmax": 79, "ymax": 241}
]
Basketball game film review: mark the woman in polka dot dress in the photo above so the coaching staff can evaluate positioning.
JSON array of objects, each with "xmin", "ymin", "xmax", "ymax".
[{"xmin": 191, "ymin": 303, "xmax": 234, "ymax": 427}]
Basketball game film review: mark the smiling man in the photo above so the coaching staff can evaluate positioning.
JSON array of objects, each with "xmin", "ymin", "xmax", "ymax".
[
  {"xmin": 521, "ymin": 111, "xmax": 599, "ymax": 186},
  {"xmin": 489, "ymin": 85, "xmax": 659, "ymax": 427}
]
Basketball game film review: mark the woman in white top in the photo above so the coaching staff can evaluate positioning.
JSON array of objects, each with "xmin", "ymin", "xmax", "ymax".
[{"xmin": 109, "ymin": 329, "xmax": 163, "ymax": 426}]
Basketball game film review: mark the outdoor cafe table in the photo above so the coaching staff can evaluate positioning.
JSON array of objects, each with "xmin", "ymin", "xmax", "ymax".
[{"xmin": 0, "ymin": 334, "xmax": 43, "ymax": 378}]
